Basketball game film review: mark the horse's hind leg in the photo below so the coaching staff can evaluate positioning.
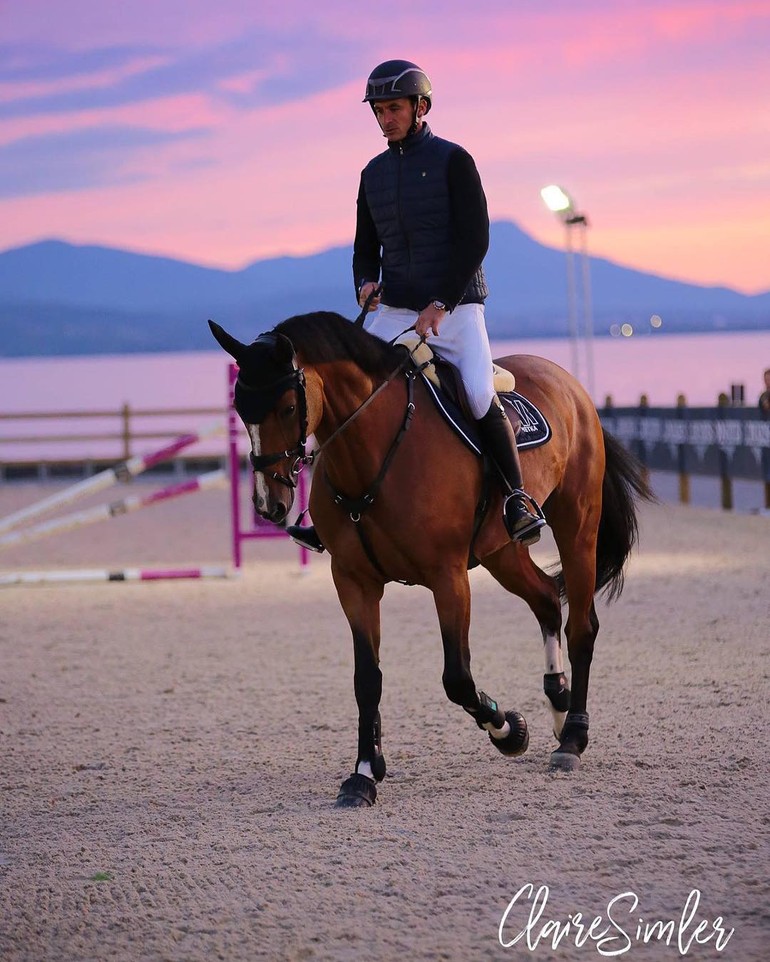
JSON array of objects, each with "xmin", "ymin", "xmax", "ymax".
[
  {"xmin": 331, "ymin": 565, "xmax": 386, "ymax": 808},
  {"xmin": 547, "ymin": 496, "xmax": 602, "ymax": 772},
  {"xmin": 482, "ymin": 545, "xmax": 571, "ymax": 738},
  {"xmin": 432, "ymin": 567, "xmax": 529, "ymax": 758}
]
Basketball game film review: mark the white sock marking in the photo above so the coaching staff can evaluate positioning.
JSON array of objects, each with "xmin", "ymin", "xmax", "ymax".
[
  {"xmin": 484, "ymin": 719, "xmax": 511, "ymax": 740},
  {"xmin": 542, "ymin": 628, "xmax": 564, "ymax": 675},
  {"xmin": 542, "ymin": 627, "xmax": 567, "ymax": 738}
]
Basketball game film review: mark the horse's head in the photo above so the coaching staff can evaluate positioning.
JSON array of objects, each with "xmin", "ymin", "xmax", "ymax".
[{"xmin": 209, "ymin": 320, "xmax": 321, "ymax": 524}]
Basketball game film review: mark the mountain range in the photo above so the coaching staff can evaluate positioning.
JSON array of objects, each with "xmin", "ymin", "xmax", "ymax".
[{"xmin": 1, "ymin": 220, "xmax": 767, "ymax": 356}]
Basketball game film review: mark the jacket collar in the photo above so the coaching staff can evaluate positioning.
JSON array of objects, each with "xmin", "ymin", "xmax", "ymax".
[{"xmin": 388, "ymin": 122, "xmax": 431, "ymax": 154}]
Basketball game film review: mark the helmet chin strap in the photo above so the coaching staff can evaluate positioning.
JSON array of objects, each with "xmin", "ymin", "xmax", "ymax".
[{"xmin": 409, "ymin": 97, "xmax": 424, "ymax": 135}]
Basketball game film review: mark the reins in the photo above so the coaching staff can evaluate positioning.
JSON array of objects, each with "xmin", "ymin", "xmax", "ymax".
[
  {"xmin": 354, "ymin": 285, "xmax": 382, "ymax": 327},
  {"xmin": 302, "ymin": 317, "xmax": 429, "ymax": 471},
  {"xmin": 308, "ymin": 349, "xmax": 412, "ymax": 464}
]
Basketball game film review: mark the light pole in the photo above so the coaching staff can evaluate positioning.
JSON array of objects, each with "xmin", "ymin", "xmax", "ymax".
[{"xmin": 540, "ymin": 185, "xmax": 595, "ymax": 402}]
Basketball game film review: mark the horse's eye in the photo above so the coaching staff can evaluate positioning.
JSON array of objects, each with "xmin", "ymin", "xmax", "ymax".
[{"xmin": 281, "ymin": 404, "xmax": 296, "ymax": 418}]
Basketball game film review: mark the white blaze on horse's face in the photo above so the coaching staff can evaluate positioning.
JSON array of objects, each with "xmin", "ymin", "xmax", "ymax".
[{"xmin": 247, "ymin": 423, "xmax": 270, "ymax": 509}]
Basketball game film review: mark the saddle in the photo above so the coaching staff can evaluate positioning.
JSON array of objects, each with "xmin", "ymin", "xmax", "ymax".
[
  {"xmin": 394, "ymin": 334, "xmax": 551, "ymax": 454},
  {"xmin": 396, "ymin": 333, "xmax": 517, "ymax": 425}
]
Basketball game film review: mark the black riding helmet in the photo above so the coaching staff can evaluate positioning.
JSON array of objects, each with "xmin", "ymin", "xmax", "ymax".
[{"xmin": 363, "ymin": 59, "xmax": 432, "ymax": 113}]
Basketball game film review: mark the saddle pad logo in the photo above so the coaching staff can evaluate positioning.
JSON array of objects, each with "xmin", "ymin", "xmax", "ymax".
[{"xmin": 500, "ymin": 392, "xmax": 551, "ymax": 450}]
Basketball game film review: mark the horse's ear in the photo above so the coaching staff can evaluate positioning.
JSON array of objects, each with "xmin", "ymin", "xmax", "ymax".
[
  {"xmin": 274, "ymin": 333, "xmax": 295, "ymax": 366},
  {"xmin": 208, "ymin": 319, "xmax": 247, "ymax": 362}
]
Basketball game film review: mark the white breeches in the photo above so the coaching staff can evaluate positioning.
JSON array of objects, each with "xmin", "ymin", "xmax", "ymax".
[{"xmin": 365, "ymin": 303, "xmax": 496, "ymax": 419}]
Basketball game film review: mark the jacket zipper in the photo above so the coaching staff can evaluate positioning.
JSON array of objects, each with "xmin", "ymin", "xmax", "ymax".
[{"xmin": 396, "ymin": 143, "xmax": 412, "ymax": 284}]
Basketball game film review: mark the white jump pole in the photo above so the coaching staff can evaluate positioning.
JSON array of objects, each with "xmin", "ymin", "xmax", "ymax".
[
  {"xmin": 0, "ymin": 421, "xmax": 224, "ymax": 535},
  {"xmin": 0, "ymin": 469, "xmax": 226, "ymax": 551},
  {"xmin": 0, "ymin": 565, "xmax": 231, "ymax": 587}
]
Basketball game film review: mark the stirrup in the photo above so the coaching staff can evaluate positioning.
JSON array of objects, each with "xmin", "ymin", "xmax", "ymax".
[
  {"xmin": 503, "ymin": 490, "xmax": 546, "ymax": 546},
  {"xmin": 286, "ymin": 515, "xmax": 325, "ymax": 553}
]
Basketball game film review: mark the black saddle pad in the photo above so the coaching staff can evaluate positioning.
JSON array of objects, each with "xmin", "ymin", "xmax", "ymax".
[{"xmin": 420, "ymin": 375, "xmax": 552, "ymax": 454}]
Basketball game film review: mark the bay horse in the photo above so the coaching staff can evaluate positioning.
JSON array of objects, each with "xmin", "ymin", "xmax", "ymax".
[{"xmin": 209, "ymin": 312, "xmax": 651, "ymax": 807}]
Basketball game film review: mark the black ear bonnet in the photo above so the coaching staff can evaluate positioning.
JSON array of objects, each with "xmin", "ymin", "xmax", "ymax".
[{"xmin": 234, "ymin": 333, "xmax": 299, "ymax": 424}]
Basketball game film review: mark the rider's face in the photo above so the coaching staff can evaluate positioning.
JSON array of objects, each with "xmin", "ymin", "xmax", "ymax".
[{"xmin": 373, "ymin": 98, "xmax": 424, "ymax": 142}]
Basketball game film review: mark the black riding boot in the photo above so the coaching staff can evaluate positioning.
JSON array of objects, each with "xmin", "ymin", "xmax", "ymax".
[
  {"xmin": 285, "ymin": 521, "xmax": 325, "ymax": 553},
  {"xmin": 476, "ymin": 399, "xmax": 546, "ymax": 546}
]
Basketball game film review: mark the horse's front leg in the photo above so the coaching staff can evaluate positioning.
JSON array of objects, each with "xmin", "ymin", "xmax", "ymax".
[
  {"xmin": 433, "ymin": 569, "xmax": 529, "ymax": 757},
  {"xmin": 331, "ymin": 564, "xmax": 385, "ymax": 808}
]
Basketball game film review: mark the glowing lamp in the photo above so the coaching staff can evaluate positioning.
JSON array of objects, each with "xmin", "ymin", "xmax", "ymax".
[{"xmin": 540, "ymin": 184, "xmax": 574, "ymax": 215}]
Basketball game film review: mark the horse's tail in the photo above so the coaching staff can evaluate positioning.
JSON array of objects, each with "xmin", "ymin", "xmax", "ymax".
[
  {"xmin": 593, "ymin": 429, "xmax": 655, "ymax": 600},
  {"xmin": 553, "ymin": 428, "xmax": 655, "ymax": 603}
]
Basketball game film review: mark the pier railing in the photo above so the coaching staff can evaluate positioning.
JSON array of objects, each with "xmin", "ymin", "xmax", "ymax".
[{"xmin": 598, "ymin": 397, "xmax": 770, "ymax": 510}]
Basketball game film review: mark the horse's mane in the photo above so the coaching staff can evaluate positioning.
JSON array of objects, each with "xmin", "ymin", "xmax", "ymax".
[{"xmin": 273, "ymin": 311, "xmax": 404, "ymax": 376}]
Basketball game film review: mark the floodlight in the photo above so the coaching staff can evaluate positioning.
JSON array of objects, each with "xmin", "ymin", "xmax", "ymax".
[{"xmin": 540, "ymin": 184, "xmax": 573, "ymax": 214}]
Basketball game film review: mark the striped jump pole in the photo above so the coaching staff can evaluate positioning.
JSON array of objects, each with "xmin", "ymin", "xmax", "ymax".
[
  {"xmin": 0, "ymin": 565, "xmax": 230, "ymax": 587},
  {"xmin": 0, "ymin": 421, "xmax": 224, "ymax": 535},
  {"xmin": 0, "ymin": 469, "xmax": 227, "ymax": 551}
]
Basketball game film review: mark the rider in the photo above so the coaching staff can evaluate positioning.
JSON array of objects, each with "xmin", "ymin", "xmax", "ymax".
[{"xmin": 287, "ymin": 59, "xmax": 546, "ymax": 553}]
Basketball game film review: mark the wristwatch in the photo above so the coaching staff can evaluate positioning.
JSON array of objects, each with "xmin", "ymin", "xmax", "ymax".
[{"xmin": 432, "ymin": 300, "xmax": 447, "ymax": 311}]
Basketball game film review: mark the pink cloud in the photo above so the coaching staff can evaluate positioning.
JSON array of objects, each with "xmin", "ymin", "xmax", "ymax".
[{"xmin": 0, "ymin": 1, "xmax": 768, "ymax": 294}]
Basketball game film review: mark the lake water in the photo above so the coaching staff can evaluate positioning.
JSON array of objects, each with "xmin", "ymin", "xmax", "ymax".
[{"xmin": 1, "ymin": 330, "xmax": 767, "ymax": 462}]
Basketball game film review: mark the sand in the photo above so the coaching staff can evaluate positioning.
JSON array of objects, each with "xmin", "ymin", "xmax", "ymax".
[{"xmin": 0, "ymin": 480, "xmax": 768, "ymax": 961}]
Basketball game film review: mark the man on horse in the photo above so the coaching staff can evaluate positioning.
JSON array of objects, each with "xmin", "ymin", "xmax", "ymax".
[{"xmin": 288, "ymin": 59, "xmax": 545, "ymax": 553}]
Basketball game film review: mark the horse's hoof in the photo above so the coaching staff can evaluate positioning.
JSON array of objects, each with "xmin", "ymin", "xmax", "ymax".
[
  {"xmin": 549, "ymin": 749, "xmax": 581, "ymax": 772},
  {"xmin": 335, "ymin": 772, "xmax": 377, "ymax": 808},
  {"xmin": 489, "ymin": 710, "xmax": 529, "ymax": 757}
]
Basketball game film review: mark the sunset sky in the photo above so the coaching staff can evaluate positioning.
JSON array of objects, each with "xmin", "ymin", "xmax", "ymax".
[{"xmin": 1, "ymin": 0, "xmax": 768, "ymax": 294}]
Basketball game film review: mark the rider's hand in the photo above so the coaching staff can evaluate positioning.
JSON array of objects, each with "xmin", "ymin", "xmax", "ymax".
[
  {"xmin": 415, "ymin": 302, "xmax": 447, "ymax": 337},
  {"xmin": 358, "ymin": 282, "xmax": 382, "ymax": 312}
]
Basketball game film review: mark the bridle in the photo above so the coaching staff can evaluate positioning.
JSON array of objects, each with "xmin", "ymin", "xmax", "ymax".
[
  {"xmin": 237, "ymin": 365, "xmax": 311, "ymax": 490},
  {"xmin": 238, "ymin": 289, "xmax": 393, "ymax": 491}
]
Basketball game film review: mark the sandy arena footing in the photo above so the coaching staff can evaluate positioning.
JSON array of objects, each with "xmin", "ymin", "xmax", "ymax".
[{"xmin": 0, "ymin": 482, "xmax": 768, "ymax": 961}]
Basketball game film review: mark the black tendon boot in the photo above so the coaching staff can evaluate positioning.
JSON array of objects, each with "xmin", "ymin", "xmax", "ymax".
[
  {"xmin": 476, "ymin": 399, "xmax": 547, "ymax": 546},
  {"xmin": 285, "ymin": 520, "xmax": 325, "ymax": 553}
]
